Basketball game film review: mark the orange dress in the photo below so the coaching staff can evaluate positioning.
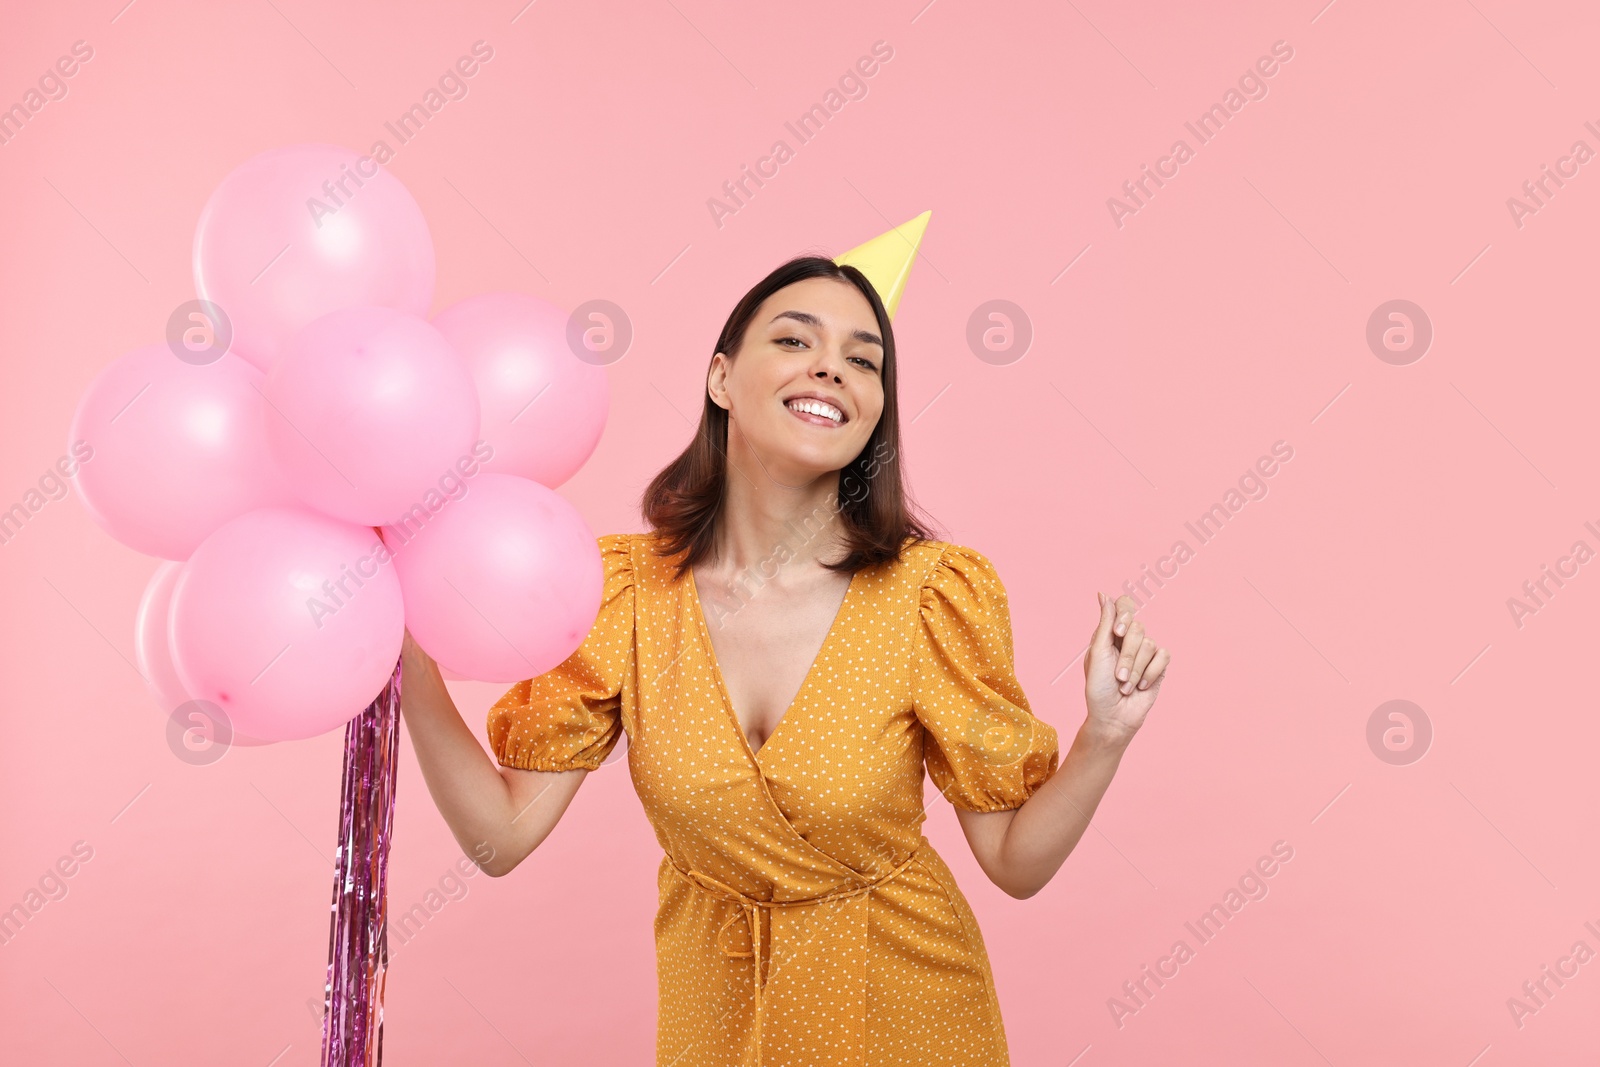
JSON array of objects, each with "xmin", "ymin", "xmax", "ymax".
[{"xmin": 487, "ymin": 532, "xmax": 1061, "ymax": 1066}]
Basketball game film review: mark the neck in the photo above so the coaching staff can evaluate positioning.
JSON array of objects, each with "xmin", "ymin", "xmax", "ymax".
[{"xmin": 707, "ymin": 427, "xmax": 850, "ymax": 577}]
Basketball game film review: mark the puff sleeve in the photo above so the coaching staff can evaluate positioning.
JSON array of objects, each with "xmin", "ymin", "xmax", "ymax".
[
  {"xmin": 912, "ymin": 544, "xmax": 1060, "ymax": 812},
  {"xmin": 486, "ymin": 534, "xmax": 634, "ymax": 772}
]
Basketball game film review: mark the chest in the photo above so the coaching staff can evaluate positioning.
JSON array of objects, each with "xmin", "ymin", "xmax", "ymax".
[{"xmin": 691, "ymin": 568, "xmax": 854, "ymax": 755}]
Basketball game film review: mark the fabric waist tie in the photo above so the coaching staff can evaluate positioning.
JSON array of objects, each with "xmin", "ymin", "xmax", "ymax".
[{"xmin": 663, "ymin": 840, "xmax": 926, "ymax": 1067}]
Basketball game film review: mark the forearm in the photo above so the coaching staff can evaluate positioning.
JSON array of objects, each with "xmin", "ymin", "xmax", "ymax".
[
  {"xmin": 398, "ymin": 651, "xmax": 525, "ymax": 872},
  {"xmin": 997, "ymin": 719, "xmax": 1133, "ymax": 898}
]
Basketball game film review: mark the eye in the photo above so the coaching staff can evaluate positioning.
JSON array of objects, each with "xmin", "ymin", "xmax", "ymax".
[{"xmin": 777, "ymin": 333, "xmax": 878, "ymax": 370}]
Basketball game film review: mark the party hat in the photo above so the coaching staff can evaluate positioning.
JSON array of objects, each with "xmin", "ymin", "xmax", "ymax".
[{"xmin": 833, "ymin": 210, "xmax": 931, "ymax": 322}]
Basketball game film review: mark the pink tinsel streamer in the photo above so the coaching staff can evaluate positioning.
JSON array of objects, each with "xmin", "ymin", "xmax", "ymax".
[{"xmin": 319, "ymin": 657, "xmax": 402, "ymax": 1066}]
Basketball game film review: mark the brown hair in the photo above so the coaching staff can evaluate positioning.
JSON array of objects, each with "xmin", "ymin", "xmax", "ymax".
[{"xmin": 640, "ymin": 255, "xmax": 942, "ymax": 580}]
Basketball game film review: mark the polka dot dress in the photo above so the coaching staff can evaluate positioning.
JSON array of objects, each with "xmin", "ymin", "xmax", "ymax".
[{"xmin": 487, "ymin": 532, "xmax": 1061, "ymax": 1066}]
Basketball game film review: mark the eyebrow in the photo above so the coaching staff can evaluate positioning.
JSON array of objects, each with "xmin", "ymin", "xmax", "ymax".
[{"xmin": 769, "ymin": 309, "xmax": 883, "ymax": 348}]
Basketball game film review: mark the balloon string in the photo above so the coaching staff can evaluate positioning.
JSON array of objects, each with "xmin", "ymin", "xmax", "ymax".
[{"xmin": 320, "ymin": 655, "xmax": 402, "ymax": 1066}]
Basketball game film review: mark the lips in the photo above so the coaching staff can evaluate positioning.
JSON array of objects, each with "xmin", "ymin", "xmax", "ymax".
[
  {"xmin": 785, "ymin": 396, "xmax": 846, "ymax": 426},
  {"xmin": 777, "ymin": 395, "xmax": 844, "ymax": 428}
]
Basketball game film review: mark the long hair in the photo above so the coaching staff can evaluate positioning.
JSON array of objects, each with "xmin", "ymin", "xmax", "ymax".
[{"xmin": 640, "ymin": 255, "xmax": 942, "ymax": 580}]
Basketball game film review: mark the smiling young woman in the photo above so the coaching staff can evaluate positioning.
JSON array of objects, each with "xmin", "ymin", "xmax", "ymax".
[{"xmin": 398, "ymin": 250, "xmax": 1171, "ymax": 1067}]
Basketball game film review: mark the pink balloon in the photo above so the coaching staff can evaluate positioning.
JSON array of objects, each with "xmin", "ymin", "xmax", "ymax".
[
  {"xmin": 263, "ymin": 307, "xmax": 480, "ymax": 526},
  {"xmin": 69, "ymin": 345, "xmax": 297, "ymax": 560},
  {"xmin": 170, "ymin": 506, "xmax": 405, "ymax": 742},
  {"xmin": 135, "ymin": 561, "xmax": 269, "ymax": 746},
  {"xmin": 380, "ymin": 473, "xmax": 602, "ymax": 683},
  {"xmin": 194, "ymin": 142, "xmax": 435, "ymax": 373},
  {"xmin": 431, "ymin": 293, "xmax": 609, "ymax": 488}
]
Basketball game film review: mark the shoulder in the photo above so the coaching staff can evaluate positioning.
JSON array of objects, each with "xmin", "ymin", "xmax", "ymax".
[
  {"xmin": 594, "ymin": 532, "xmax": 649, "ymax": 586},
  {"xmin": 876, "ymin": 539, "xmax": 1010, "ymax": 620},
  {"xmin": 892, "ymin": 537, "xmax": 1004, "ymax": 588},
  {"xmin": 909, "ymin": 543, "xmax": 1015, "ymax": 643},
  {"xmin": 595, "ymin": 532, "xmax": 642, "ymax": 563},
  {"xmin": 594, "ymin": 530, "xmax": 689, "ymax": 591},
  {"xmin": 598, "ymin": 531, "xmax": 673, "ymax": 555}
]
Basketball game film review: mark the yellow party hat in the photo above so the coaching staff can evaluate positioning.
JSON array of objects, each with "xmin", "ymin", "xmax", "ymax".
[{"xmin": 832, "ymin": 209, "xmax": 931, "ymax": 322}]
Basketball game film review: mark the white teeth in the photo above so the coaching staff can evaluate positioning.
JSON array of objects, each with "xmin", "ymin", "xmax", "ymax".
[{"xmin": 787, "ymin": 398, "xmax": 843, "ymax": 423}]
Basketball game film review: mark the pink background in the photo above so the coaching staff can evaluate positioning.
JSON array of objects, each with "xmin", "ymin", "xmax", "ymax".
[{"xmin": 3, "ymin": 1, "xmax": 1596, "ymax": 1063}]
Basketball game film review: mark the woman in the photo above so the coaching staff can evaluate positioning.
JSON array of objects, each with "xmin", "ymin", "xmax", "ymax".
[{"xmin": 399, "ymin": 254, "xmax": 1171, "ymax": 1066}]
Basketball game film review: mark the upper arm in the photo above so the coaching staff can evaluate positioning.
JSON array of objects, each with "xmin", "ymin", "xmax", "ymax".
[
  {"xmin": 486, "ymin": 534, "xmax": 635, "ymax": 776},
  {"xmin": 479, "ymin": 535, "xmax": 635, "ymax": 877},
  {"xmin": 486, "ymin": 764, "xmax": 592, "ymax": 876},
  {"xmin": 953, "ymin": 805, "xmax": 1022, "ymax": 896},
  {"xmin": 912, "ymin": 543, "xmax": 1062, "ymax": 814}
]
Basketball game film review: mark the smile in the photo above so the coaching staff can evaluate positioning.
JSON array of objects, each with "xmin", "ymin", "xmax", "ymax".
[{"xmin": 785, "ymin": 398, "xmax": 846, "ymax": 427}]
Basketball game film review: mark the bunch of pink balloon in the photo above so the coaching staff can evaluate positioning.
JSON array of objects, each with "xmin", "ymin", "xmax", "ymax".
[{"xmin": 71, "ymin": 142, "xmax": 610, "ymax": 744}]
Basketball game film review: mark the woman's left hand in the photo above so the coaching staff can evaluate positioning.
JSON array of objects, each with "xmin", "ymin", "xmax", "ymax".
[
  {"xmin": 400, "ymin": 627, "xmax": 440, "ymax": 675},
  {"xmin": 1083, "ymin": 592, "xmax": 1170, "ymax": 742}
]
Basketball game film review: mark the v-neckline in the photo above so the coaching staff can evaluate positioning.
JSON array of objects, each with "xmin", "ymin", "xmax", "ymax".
[{"xmin": 686, "ymin": 562, "xmax": 861, "ymax": 769}]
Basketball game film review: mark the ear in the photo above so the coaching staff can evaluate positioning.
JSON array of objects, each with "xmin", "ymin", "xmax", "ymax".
[{"xmin": 706, "ymin": 351, "xmax": 731, "ymax": 410}]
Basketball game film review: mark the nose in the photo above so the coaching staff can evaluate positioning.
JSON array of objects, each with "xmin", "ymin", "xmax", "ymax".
[{"xmin": 810, "ymin": 344, "xmax": 846, "ymax": 384}]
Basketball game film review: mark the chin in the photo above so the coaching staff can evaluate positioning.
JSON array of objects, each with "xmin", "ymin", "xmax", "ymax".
[{"xmin": 771, "ymin": 443, "xmax": 851, "ymax": 478}]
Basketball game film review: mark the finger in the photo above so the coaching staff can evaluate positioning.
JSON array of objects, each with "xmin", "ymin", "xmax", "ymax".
[
  {"xmin": 1090, "ymin": 590, "xmax": 1117, "ymax": 657},
  {"xmin": 1137, "ymin": 647, "xmax": 1171, "ymax": 690},
  {"xmin": 1113, "ymin": 594, "xmax": 1139, "ymax": 637},
  {"xmin": 1116, "ymin": 621, "xmax": 1145, "ymax": 687},
  {"xmin": 1126, "ymin": 638, "xmax": 1159, "ymax": 692}
]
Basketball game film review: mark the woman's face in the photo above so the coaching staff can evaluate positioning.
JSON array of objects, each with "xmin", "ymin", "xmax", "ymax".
[{"xmin": 707, "ymin": 276, "xmax": 886, "ymax": 482}]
